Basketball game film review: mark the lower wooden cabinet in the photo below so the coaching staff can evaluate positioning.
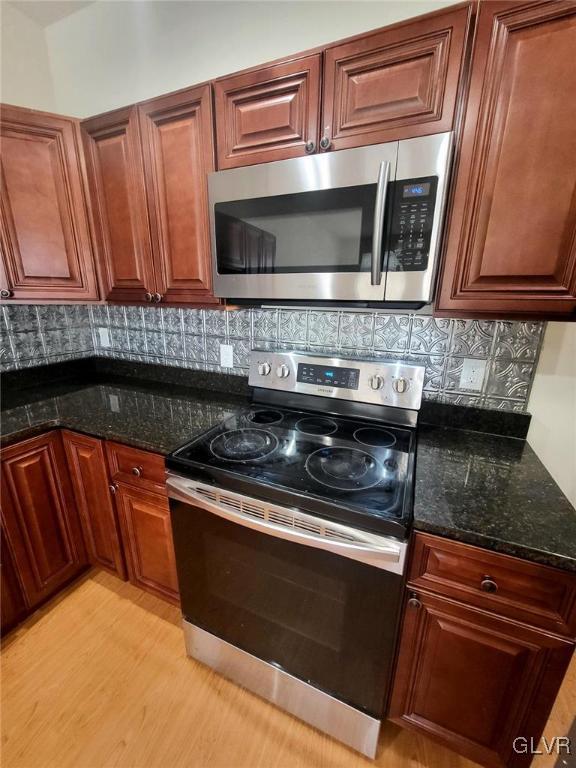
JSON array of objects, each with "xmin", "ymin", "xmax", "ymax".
[
  {"xmin": 0, "ymin": 432, "xmax": 88, "ymax": 612},
  {"xmin": 114, "ymin": 482, "xmax": 179, "ymax": 605},
  {"xmin": 1, "ymin": 527, "xmax": 28, "ymax": 635},
  {"xmin": 390, "ymin": 533, "xmax": 576, "ymax": 768},
  {"xmin": 62, "ymin": 431, "xmax": 126, "ymax": 578}
]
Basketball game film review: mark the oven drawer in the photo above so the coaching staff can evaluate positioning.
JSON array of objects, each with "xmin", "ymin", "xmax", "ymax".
[
  {"xmin": 409, "ymin": 533, "xmax": 576, "ymax": 637},
  {"xmin": 106, "ymin": 442, "xmax": 166, "ymax": 490}
]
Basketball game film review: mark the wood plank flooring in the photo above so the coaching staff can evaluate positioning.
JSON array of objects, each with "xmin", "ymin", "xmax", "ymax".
[{"xmin": 2, "ymin": 570, "xmax": 574, "ymax": 768}]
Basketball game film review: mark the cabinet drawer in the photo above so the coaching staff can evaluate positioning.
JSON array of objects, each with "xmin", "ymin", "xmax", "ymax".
[
  {"xmin": 409, "ymin": 533, "xmax": 576, "ymax": 638},
  {"xmin": 106, "ymin": 442, "xmax": 166, "ymax": 489}
]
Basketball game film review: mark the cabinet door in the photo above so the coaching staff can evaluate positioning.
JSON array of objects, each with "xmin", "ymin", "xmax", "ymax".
[
  {"xmin": 436, "ymin": 1, "xmax": 576, "ymax": 318},
  {"xmin": 321, "ymin": 4, "xmax": 471, "ymax": 152},
  {"xmin": 138, "ymin": 86, "xmax": 219, "ymax": 305},
  {"xmin": 115, "ymin": 482, "xmax": 179, "ymax": 604},
  {"xmin": 389, "ymin": 590, "xmax": 574, "ymax": 768},
  {"xmin": 0, "ymin": 432, "xmax": 88, "ymax": 609},
  {"xmin": 81, "ymin": 106, "xmax": 155, "ymax": 303},
  {"xmin": 1, "ymin": 527, "xmax": 28, "ymax": 635},
  {"xmin": 0, "ymin": 105, "xmax": 99, "ymax": 301},
  {"xmin": 62, "ymin": 431, "xmax": 126, "ymax": 578},
  {"xmin": 214, "ymin": 55, "xmax": 321, "ymax": 168}
]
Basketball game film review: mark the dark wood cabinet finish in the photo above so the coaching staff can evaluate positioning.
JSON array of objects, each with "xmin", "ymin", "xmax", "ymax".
[
  {"xmin": 322, "ymin": 4, "xmax": 471, "ymax": 152},
  {"xmin": 106, "ymin": 440, "xmax": 166, "ymax": 488},
  {"xmin": 0, "ymin": 432, "xmax": 88, "ymax": 610},
  {"xmin": 1, "ymin": 527, "xmax": 27, "ymax": 635},
  {"xmin": 0, "ymin": 105, "xmax": 99, "ymax": 301},
  {"xmin": 114, "ymin": 482, "xmax": 179, "ymax": 605},
  {"xmin": 214, "ymin": 55, "xmax": 322, "ymax": 168},
  {"xmin": 138, "ymin": 85, "xmax": 219, "ymax": 304},
  {"xmin": 62, "ymin": 431, "xmax": 126, "ymax": 578},
  {"xmin": 436, "ymin": 1, "xmax": 576, "ymax": 318},
  {"xmin": 410, "ymin": 533, "xmax": 576, "ymax": 637},
  {"xmin": 389, "ymin": 589, "xmax": 574, "ymax": 768},
  {"xmin": 81, "ymin": 107, "xmax": 155, "ymax": 303}
]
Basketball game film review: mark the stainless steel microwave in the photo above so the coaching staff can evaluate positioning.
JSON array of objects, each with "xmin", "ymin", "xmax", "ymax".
[{"xmin": 208, "ymin": 132, "xmax": 453, "ymax": 307}]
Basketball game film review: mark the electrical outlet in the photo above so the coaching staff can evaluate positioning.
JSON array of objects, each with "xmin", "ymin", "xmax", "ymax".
[
  {"xmin": 108, "ymin": 394, "xmax": 120, "ymax": 412},
  {"xmin": 219, "ymin": 343, "xmax": 234, "ymax": 368},
  {"xmin": 459, "ymin": 358, "xmax": 486, "ymax": 391},
  {"xmin": 98, "ymin": 327, "xmax": 110, "ymax": 348}
]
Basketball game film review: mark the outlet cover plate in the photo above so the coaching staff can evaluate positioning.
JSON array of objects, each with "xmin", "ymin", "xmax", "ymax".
[{"xmin": 459, "ymin": 358, "xmax": 486, "ymax": 391}]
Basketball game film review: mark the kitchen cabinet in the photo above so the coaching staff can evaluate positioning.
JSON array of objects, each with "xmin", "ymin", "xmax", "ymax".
[
  {"xmin": 213, "ymin": 55, "xmax": 321, "ymax": 168},
  {"xmin": 213, "ymin": 5, "xmax": 470, "ymax": 167},
  {"xmin": 106, "ymin": 441, "xmax": 179, "ymax": 604},
  {"xmin": 62, "ymin": 431, "xmax": 126, "ymax": 578},
  {"xmin": 389, "ymin": 533, "xmax": 576, "ymax": 768},
  {"xmin": 436, "ymin": 0, "xmax": 576, "ymax": 318},
  {"xmin": 1, "ymin": 528, "xmax": 27, "ymax": 636},
  {"xmin": 322, "ymin": 3, "xmax": 471, "ymax": 152},
  {"xmin": 0, "ymin": 432, "xmax": 88, "ymax": 610},
  {"xmin": 0, "ymin": 105, "xmax": 99, "ymax": 302},
  {"xmin": 82, "ymin": 86, "xmax": 218, "ymax": 305}
]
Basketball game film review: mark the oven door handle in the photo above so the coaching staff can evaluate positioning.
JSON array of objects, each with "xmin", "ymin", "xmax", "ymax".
[
  {"xmin": 166, "ymin": 473, "xmax": 407, "ymax": 574},
  {"xmin": 371, "ymin": 160, "xmax": 390, "ymax": 287}
]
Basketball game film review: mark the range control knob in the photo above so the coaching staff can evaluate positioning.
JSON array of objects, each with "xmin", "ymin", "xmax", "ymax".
[
  {"xmin": 393, "ymin": 377, "xmax": 410, "ymax": 394},
  {"xmin": 257, "ymin": 362, "xmax": 271, "ymax": 376},
  {"xmin": 369, "ymin": 375, "xmax": 384, "ymax": 391},
  {"xmin": 276, "ymin": 364, "xmax": 290, "ymax": 379}
]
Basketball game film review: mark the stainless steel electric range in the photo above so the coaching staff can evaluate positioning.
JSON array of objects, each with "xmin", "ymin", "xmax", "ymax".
[{"xmin": 166, "ymin": 350, "xmax": 425, "ymax": 758}]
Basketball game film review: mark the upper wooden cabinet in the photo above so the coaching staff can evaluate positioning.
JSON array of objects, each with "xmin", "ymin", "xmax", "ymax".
[
  {"xmin": 0, "ymin": 431, "xmax": 88, "ymax": 610},
  {"xmin": 322, "ymin": 4, "xmax": 471, "ymax": 152},
  {"xmin": 81, "ymin": 107, "xmax": 155, "ymax": 304},
  {"xmin": 436, "ymin": 0, "xmax": 576, "ymax": 318},
  {"xmin": 82, "ymin": 85, "xmax": 218, "ymax": 305},
  {"xmin": 0, "ymin": 105, "xmax": 99, "ymax": 301},
  {"xmin": 139, "ymin": 86, "xmax": 218, "ymax": 303},
  {"xmin": 214, "ymin": 55, "xmax": 321, "ymax": 168}
]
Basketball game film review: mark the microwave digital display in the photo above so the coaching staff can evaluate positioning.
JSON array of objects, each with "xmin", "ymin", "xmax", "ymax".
[
  {"xmin": 403, "ymin": 183, "xmax": 431, "ymax": 198},
  {"xmin": 297, "ymin": 364, "xmax": 360, "ymax": 389}
]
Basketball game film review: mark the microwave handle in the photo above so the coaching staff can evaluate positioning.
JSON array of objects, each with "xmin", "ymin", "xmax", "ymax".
[{"xmin": 371, "ymin": 160, "xmax": 391, "ymax": 286}]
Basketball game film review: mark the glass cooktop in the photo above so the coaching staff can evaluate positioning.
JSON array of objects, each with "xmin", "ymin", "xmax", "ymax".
[{"xmin": 166, "ymin": 407, "xmax": 416, "ymax": 538}]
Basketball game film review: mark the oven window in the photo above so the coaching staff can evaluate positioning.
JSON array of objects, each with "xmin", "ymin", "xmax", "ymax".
[
  {"xmin": 171, "ymin": 500, "xmax": 404, "ymax": 716},
  {"xmin": 214, "ymin": 185, "xmax": 377, "ymax": 274}
]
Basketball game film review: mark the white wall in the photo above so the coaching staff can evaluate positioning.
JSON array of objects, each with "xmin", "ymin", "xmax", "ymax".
[
  {"xmin": 528, "ymin": 323, "xmax": 576, "ymax": 508},
  {"xmin": 42, "ymin": 0, "xmax": 457, "ymax": 117},
  {"xmin": 1, "ymin": 2, "xmax": 56, "ymax": 111}
]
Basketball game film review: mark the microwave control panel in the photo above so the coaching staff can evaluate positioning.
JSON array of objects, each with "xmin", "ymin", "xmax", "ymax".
[{"xmin": 387, "ymin": 176, "xmax": 438, "ymax": 272}]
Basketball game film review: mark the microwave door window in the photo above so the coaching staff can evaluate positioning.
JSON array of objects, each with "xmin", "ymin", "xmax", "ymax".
[{"xmin": 214, "ymin": 186, "xmax": 377, "ymax": 276}]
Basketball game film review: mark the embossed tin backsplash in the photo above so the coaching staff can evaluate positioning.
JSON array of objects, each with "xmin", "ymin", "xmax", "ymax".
[{"xmin": 0, "ymin": 304, "xmax": 545, "ymax": 413}]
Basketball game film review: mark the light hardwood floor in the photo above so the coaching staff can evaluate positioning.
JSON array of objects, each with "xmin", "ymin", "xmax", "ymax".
[{"xmin": 2, "ymin": 570, "xmax": 574, "ymax": 768}]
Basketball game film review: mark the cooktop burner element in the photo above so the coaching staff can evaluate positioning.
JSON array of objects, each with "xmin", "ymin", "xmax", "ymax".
[
  {"xmin": 210, "ymin": 429, "xmax": 278, "ymax": 462},
  {"xmin": 306, "ymin": 447, "xmax": 382, "ymax": 491},
  {"xmin": 354, "ymin": 427, "xmax": 397, "ymax": 448},
  {"xmin": 296, "ymin": 416, "xmax": 338, "ymax": 436},
  {"xmin": 248, "ymin": 409, "xmax": 283, "ymax": 425}
]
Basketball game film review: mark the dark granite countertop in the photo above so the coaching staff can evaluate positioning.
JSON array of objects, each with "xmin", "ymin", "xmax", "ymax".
[{"xmin": 2, "ymin": 359, "xmax": 575, "ymax": 573}]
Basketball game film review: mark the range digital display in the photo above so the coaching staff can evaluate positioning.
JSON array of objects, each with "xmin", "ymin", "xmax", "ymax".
[
  {"xmin": 297, "ymin": 363, "xmax": 360, "ymax": 389},
  {"xmin": 403, "ymin": 182, "xmax": 431, "ymax": 198}
]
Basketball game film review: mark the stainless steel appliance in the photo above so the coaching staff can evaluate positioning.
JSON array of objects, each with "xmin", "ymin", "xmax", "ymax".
[
  {"xmin": 208, "ymin": 133, "xmax": 452, "ymax": 306},
  {"xmin": 166, "ymin": 350, "xmax": 425, "ymax": 757}
]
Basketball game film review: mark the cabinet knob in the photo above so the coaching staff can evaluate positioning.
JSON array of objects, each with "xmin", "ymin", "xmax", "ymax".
[
  {"xmin": 153, "ymin": 293, "xmax": 162, "ymax": 303},
  {"xmin": 145, "ymin": 292, "xmax": 153, "ymax": 302},
  {"xmin": 319, "ymin": 128, "xmax": 331, "ymax": 151},
  {"xmin": 480, "ymin": 576, "xmax": 498, "ymax": 593},
  {"xmin": 0, "ymin": 289, "xmax": 13, "ymax": 298},
  {"xmin": 109, "ymin": 483, "xmax": 118, "ymax": 494},
  {"xmin": 407, "ymin": 593, "xmax": 421, "ymax": 609},
  {"xmin": 132, "ymin": 466, "xmax": 143, "ymax": 477},
  {"xmin": 305, "ymin": 140, "xmax": 316, "ymax": 154}
]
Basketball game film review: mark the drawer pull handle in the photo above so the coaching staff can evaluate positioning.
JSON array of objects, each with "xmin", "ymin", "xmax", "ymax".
[
  {"xmin": 132, "ymin": 466, "xmax": 143, "ymax": 477},
  {"xmin": 407, "ymin": 593, "xmax": 421, "ymax": 609},
  {"xmin": 109, "ymin": 483, "xmax": 118, "ymax": 494},
  {"xmin": 480, "ymin": 576, "xmax": 498, "ymax": 593}
]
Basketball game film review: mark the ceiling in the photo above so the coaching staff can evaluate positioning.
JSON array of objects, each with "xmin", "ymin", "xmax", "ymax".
[{"xmin": 7, "ymin": 0, "xmax": 96, "ymax": 28}]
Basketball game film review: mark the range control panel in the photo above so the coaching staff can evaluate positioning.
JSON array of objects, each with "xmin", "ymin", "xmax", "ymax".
[
  {"xmin": 249, "ymin": 351, "xmax": 425, "ymax": 411},
  {"xmin": 387, "ymin": 175, "xmax": 438, "ymax": 273}
]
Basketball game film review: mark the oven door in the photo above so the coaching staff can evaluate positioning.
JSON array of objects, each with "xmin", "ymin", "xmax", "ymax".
[
  {"xmin": 168, "ymin": 477, "xmax": 405, "ymax": 718},
  {"xmin": 208, "ymin": 142, "xmax": 399, "ymax": 303}
]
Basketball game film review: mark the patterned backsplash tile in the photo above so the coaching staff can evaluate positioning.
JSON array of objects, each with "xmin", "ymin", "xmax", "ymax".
[{"xmin": 0, "ymin": 304, "xmax": 546, "ymax": 413}]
